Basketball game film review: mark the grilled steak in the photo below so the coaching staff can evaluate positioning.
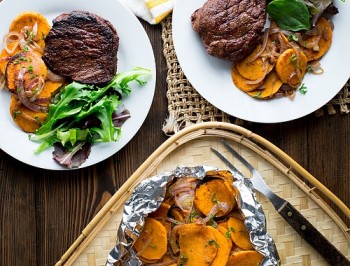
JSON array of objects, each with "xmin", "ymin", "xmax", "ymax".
[
  {"xmin": 43, "ymin": 11, "xmax": 119, "ymax": 85},
  {"xmin": 191, "ymin": 0, "xmax": 266, "ymax": 63}
]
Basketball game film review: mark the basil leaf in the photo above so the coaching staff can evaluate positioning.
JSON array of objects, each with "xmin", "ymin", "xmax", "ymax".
[{"xmin": 267, "ymin": 0, "xmax": 311, "ymax": 31}]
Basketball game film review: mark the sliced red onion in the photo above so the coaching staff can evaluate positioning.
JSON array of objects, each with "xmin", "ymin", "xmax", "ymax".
[
  {"xmin": 174, "ymin": 190, "xmax": 195, "ymax": 212},
  {"xmin": 169, "ymin": 224, "xmax": 186, "ymax": 254},
  {"xmin": 18, "ymin": 37, "xmax": 29, "ymax": 51},
  {"xmin": 202, "ymin": 202, "xmax": 231, "ymax": 223},
  {"xmin": 16, "ymin": 68, "xmax": 48, "ymax": 112},
  {"xmin": 28, "ymin": 41, "xmax": 44, "ymax": 54},
  {"xmin": 32, "ymin": 22, "xmax": 38, "ymax": 37},
  {"xmin": 47, "ymin": 69, "xmax": 66, "ymax": 83},
  {"xmin": 169, "ymin": 178, "xmax": 197, "ymax": 196},
  {"xmin": 29, "ymin": 76, "xmax": 45, "ymax": 102},
  {"xmin": 299, "ymin": 26, "xmax": 321, "ymax": 49},
  {"xmin": 33, "ymin": 97, "xmax": 50, "ymax": 105},
  {"xmin": 308, "ymin": 61, "xmax": 324, "ymax": 75},
  {"xmin": 277, "ymin": 33, "xmax": 289, "ymax": 53},
  {"xmin": 24, "ymin": 77, "xmax": 39, "ymax": 97},
  {"xmin": 248, "ymin": 29, "xmax": 269, "ymax": 63}
]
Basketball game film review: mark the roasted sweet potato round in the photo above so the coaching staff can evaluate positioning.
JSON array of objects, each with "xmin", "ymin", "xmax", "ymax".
[
  {"xmin": 0, "ymin": 42, "xmax": 22, "ymax": 75},
  {"xmin": 227, "ymin": 216, "xmax": 253, "ymax": 250},
  {"xmin": 5, "ymin": 51, "xmax": 47, "ymax": 93},
  {"xmin": 194, "ymin": 179, "xmax": 236, "ymax": 217},
  {"xmin": 232, "ymin": 65, "xmax": 263, "ymax": 92},
  {"xmin": 235, "ymin": 44, "xmax": 274, "ymax": 81},
  {"xmin": 9, "ymin": 95, "xmax": 47, "ymax": 133},
  {"xmin": 133, "ymin": 217, "xmax": 167, "ymax": 261},
  {"xmin": 207, "ymin": 225, "xmax": 231, "ymax": 266},
  {"xmin": 9, "ymin": 11, "xmax": 51, "ymax": 50},
  {"xmin": 275, "ymin": 48, "xmax": 307, "ymax": 87},
  {"xmin": 247, "ymin": 71, "xmax": 283, "ymax": 99},
  {"xmin": 227, "ymin": 250, "xmax": 264, "ymax": 266},
  {"xmin": 177, "ymin": 224, "xmax": 218, "ymax": 266},
  {"xmin": 301, "ymin": 17, "xmax": 332, "ymax": 61}
]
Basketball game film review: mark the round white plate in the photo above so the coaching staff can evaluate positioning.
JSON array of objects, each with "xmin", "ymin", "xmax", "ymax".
[
  {"xmin": 0, "ymin": 0, "xmax": 156, "ymax": 170},
  {"xmin": 173, "ymin": 0, "xmax": 350, "ymax": 123}
]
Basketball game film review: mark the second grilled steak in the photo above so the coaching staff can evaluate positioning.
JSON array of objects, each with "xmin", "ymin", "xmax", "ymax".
[
  {"xmin": 191, "ymin": 0, "xmax": 266, "ymax": 63},
  {"xmin": 43, "ymin": 11, "xmax": 119, "ymax": 85}
]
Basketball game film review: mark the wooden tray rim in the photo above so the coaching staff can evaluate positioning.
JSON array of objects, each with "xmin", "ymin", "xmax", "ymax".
[{"xmin": 56, "ymin": 122, "xmax": 350, "ymax": 265}]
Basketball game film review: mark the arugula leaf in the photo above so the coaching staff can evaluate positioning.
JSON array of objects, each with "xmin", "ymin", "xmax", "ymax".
[
  {"xmin": 30, "ymin": 67, "xmax": 151, "ymax": 154},
  {"xmin": 267, "ymin": 0, "xmax": 311, "ymax": 31}
]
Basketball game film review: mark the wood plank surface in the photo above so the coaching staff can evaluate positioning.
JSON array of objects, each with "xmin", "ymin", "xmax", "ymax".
[{"xmin": 0, "ymin": 20, "xmax": 349, "ymax": 266}]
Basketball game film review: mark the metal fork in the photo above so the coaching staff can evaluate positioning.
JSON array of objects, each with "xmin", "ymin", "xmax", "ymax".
[{"xmin": 211, "ymin": 140, "xmax": 350, "ymax": 266}]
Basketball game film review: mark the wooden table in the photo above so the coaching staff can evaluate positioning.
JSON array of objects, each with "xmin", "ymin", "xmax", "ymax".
[{"xmin": 0, "ymin": 22, "xmax": 349, "ymax": 266}]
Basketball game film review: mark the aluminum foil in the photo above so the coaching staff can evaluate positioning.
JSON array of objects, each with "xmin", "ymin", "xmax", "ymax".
[{"xmin": 106, "ymin": 165, "xmax": 280, "ymax": 266}]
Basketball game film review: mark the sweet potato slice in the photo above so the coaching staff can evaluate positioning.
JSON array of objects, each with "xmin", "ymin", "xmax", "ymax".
[
  {"xmin": 9, "ymin": 94, "xmax": 47, "ymax": 133},
  {"xmin": 227, "ymin": 216, "xmax": 253, "ymax": 250},
  {"xmin": 0, "ymin": 43, "xmax": 22, "ymax": 75},
  {"xmin": 235, "ymin": 44, "xmax": 274, "ymax": 81},
  {"xmin": 301, "ymin": 17, "xmax": 332, "ymax": 61},
  {"xmin": 149, "ymin": 203, "xmax": 171, "ymax": 219},
  {"xmin": 5, "ymin": 51, "xmax": 47, "ymax": 93},
  {"xmin": 194, "ymin": 179, "xmax": 236, "ymax": 217},
  {"xmin": 217, "ymin": 223, "xmax": 233, "ymax": 250},
  {"xmin": 275, "ymin": 48, "xmax": 307, "ymax": 87},
  {"xmin": 36, "ymin": 80, "xmax": 62, "ymax": 104},
  {"xmin": 207, "ymin": 226, "xmax": 231, "ymax": 266},
  {"xmin": 247, "ymin": 71, "xmax": 283, "ymax": 99},
  {"xmin": 133, "ymin": 217, "xmax": 167, "ymax": 261},
  {"xmin": 177, "ymin": 224, "xmax": 218, "ymax": 266},
  {"xmin": 9, "ymin": 11, "xmax": 51, "ymax": 50},
  {"xmin": 232, "ymin": 65, "xmax": 263, "ymax": 92},
  {"xmin": 227, "ymin": 250, "xmax": 264, "ymax": 266}
]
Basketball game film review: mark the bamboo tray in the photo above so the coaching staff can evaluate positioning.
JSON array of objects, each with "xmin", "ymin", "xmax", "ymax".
[{"xmin": 56, "ymin": 122, "xmax": 350, "ymax": 266}]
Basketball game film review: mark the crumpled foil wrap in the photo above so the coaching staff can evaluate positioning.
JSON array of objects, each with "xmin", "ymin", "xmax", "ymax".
[{"xmin": 106, "ymin": 165, "xmax": 280, "ymax": 266}]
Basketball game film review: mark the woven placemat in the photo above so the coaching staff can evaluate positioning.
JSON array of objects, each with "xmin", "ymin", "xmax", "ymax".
[{"xmin": 161, "ymin": 15, "xmax": 350, "ymax": 135}]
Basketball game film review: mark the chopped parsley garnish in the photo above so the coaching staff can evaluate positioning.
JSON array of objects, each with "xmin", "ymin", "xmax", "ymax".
[
  {"xmin": 225, "ymin": 227, "xmax": 235, "ymax": 238},
  {"xmin": 208, "ymin": 239, "xmax": 220, "ymax": 248},
  {"xmin": 13, "ymin": 111, "xmax": 22, "ymax": 119},
  {"xmin": 299, "ymin": 83, "xmax": 308, "ymax": 95},
  {"xmin": 189, "ymin": 210, "xmax": 200, "ymax": 223},
  {"xmin": 252, "ymin": 91, "xmax": 262, "ymax": 98},
  {"xmin": 208, "ymin": 214, "xmax": 218, "ymax": 228},
  {"xmin": 290, "ymin": 53, "xmax": 297, "ymax": 64},
  {"xmin": 148, "ymin": 243, "xmax": 157, "ymax": 249},
  {"xmin": 288, "ymin": 34, "xmax": 299, "ymax": 42},
  {"xmin": 27, "ymin": 65, "xmax": 34, "ymax": 73},
  {"xmin": 211, "ymin": 194, "xmax": 220, "ymax": 204},
  {"xmin": 179, "ymin": 254, "xmax": 188, "ymax": 266}
]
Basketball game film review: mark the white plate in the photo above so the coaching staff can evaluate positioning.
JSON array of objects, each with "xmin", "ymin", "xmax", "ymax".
[
  {"xmin": 0, "ymin": 0, "xmax": 156, "ymax": 170},
  {"xmin": 173, "ymin": 0, "xmax": 350, "ymax": 123}
]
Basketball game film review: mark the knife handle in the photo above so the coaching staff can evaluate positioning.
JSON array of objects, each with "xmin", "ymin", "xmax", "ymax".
[{"xmin": 278, "ymin": 202, "xmax": 350, "ymax": 266}]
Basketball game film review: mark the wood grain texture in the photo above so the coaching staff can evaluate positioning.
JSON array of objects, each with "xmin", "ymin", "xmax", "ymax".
[{"xmin": 0, "ymin": 20, "xmax": 349, "ymax": 266}]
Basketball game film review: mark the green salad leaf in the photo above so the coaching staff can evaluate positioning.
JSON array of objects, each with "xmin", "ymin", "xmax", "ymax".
[
  {"xmin": 30, "ymin": 67, "xmax": 151, "ymax": 154},
  {"xmin": 267, "ymin": 0, "xmax": 311, "ymax": 31}
]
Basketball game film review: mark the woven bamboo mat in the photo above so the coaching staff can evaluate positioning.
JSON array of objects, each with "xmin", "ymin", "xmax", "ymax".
[
  {"xmin": 161, "ymin": 15, "xmax": 350, "ymax": 135},
  {"xmin": 57, "ymin": 123, "xmax": 350, "ymax": 266}
]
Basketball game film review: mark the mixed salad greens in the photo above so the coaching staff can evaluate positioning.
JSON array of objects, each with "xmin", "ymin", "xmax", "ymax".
[{"xmin": 29, "ymin": 67, "xmax": 151, "ymax": 168}]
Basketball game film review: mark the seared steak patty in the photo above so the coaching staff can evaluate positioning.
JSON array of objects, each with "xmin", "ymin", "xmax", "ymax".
[
  {"xmin": 43, "ymin": 10, "xmax": 119, "ymax": 85},
  {"xmin": 191, "ymin": 0, "xmax": 266, "ymax": 63}
]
